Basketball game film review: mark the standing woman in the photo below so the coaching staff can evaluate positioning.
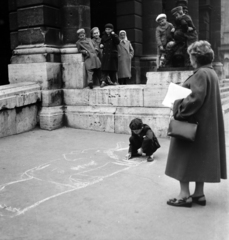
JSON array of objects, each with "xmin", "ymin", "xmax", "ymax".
[
  {"xmin": 165, "ymin": 40, "xmax": 227, "ymax": 207},
  {"xmin": 117, "ymin": 30, "xmax": 134, "ymax": 85}
]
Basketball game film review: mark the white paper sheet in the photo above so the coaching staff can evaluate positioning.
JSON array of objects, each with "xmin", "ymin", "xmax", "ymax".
[{"xmin": 162, "ymin": 82, "xmax": 192, "ymax": 108}]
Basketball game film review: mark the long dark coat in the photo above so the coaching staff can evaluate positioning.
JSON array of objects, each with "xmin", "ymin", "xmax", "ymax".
[
  {"xmin": 100, "ymin": 33, "xmax": 120, "ymax": 71},
  {"xmin": 117, "ymin": 40, "xmax": 134, "ymax": 79},
  {"xmin": 165, "ymin": 65, "xmax": 227, "ymax": 182}
]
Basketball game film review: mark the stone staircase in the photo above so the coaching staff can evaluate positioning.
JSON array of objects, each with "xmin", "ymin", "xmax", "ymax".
[
  {"xmin": 220, "ymin": 79, "xmax": 229, "ymax": 135},
  {"xmin": 63, "ymin": 71, "xmax": 194, "ymax": 138},
  {"xmin": 220, "ymin": 79, "xmax": 229, "ymax": 114}
]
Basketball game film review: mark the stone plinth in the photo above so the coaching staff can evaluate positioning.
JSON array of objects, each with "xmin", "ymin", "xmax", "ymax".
[
  {"xmin": 65, "ymin": 105, "xmax": 170, "ymax": 137},
  {"xmin": 0, "ymin": 105, "xmax": 38, "ymax": 138},
  {"xmin": 64, "ymin": 85, "xmax": 146, "ymax": 106},
  {"xmin": 0, "ymin": 82, "xmax": 41, "ymax": 110},
  {"xmin": 39, "ymin": 106, "xmax": 64, "ymax": 130},
  {"xmin": 41, "ymin": 89, "xmax": 63, "ymax": 107},
  {"xmin": 61, "ymin": 50, "xmax": 87, "ymax": 89},
  {"xmin": 8, "ymin": 62, "xmax": 62, "ymax": 90},
  {"xmin": 65, "ymin": 106, "xmax": 116, "ymax": 133},
  {"xmin": 0, "ymin": 82, "xmax": 41, "ymax": 138},
  {"xmin": 114, "ymin": 107, "xmax": 170, "ymax": 137},
  {"xmin": 62, "ymin": 62, "xmax": 87, "ymax": 89},
  {"xmin": 146, "ymin": 71, "xmax": 193, "ymax": 86}
]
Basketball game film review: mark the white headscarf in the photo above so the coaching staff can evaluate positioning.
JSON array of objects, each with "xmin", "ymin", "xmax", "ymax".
[{"xmin": 119, "ymin": 30, "xmax": 128, "ymax": 42}]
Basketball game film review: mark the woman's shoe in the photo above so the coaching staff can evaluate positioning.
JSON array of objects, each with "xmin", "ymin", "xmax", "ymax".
[
  {"xmin": 191, "ymin": 195, "xmax": 206, "ymax": 206},
  {"xmin": 167, "ymin": 197, "xmax": 192, "ymax": 208}
]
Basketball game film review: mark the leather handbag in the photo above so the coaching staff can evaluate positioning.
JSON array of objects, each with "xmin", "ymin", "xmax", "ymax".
[{"xmin": 167, "ymin": 119, "xmax": 198, "ymax": 142}]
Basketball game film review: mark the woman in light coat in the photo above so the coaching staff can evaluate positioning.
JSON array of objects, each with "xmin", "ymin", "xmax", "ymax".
[
  {"xmin": 165, "ymin": 40, "xmax": 227, "ymax": 207},
  {"xmin": 117, "ymin": 30, "xmax": 134, "ymax": 84}
]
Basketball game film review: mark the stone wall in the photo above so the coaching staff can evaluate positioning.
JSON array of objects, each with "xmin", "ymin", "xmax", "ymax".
[{"xmin": 0, "ymin": 82, "xmax": 41, "ymax": 138}]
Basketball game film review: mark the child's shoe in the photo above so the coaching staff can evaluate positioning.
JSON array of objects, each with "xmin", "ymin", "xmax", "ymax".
[
  {"xmin": 88, "ymin": 82, "xmax": 93, "ymax": 89},
  {"xmin": 100, "ymin": 81, "xmax": 107, "ymax": 88},
  {"xmin": 146, "ymin": 155, "xmax": 154, "ymax": 162}
]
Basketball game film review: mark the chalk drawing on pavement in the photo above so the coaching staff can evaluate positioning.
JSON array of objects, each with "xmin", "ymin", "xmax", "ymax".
[{"xmin": 0, "ymin": 142, "xmax": 146, "ymax": 218}]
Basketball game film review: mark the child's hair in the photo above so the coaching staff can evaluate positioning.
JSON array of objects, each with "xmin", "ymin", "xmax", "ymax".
[
  {"xmin": 91, "ymin": 27, "xmax": 99, "ymax": 37},
  {"xmin": 77, "ymin": 28, "xmax": 85, "ymax": 35},
  {"xmin": 129, "ymin": 118, "xmax": 143, "ymax": 130}
]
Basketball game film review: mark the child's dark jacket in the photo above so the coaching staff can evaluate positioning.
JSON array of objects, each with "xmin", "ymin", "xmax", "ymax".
[
  {"xmin": 100, "ymin": 32, "xmax": 120, "ymax": 71},
  {"xmin": 128, "ymin": 124, "xmax": 160, "ymax": 153}
]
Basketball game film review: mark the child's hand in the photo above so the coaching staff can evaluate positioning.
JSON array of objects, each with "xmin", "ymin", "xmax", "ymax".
[
  {"xmin": 111, "ymin": 31, "xmax": 115, "ymax": 35},
  {"xmin": 188, "ymin": 27, "xmax": 193, "ymax": 32},
  {"xmin": 159, "ymin": 46, "xmax": 164, "ymax": 51},
  {"xmin": 171, "ymin": 28, "xmax": 175, "ymax": 32},
  {"xmin": 126, "ymin": 153, "xmax": 132, "ymax": 160},
  {"xmin": 137, "ymin": 148, "xmax": 143, "ymax": 155},
  {"xmin": 100, "ymin": 44, "xmax": 104, "ymax": 48}
]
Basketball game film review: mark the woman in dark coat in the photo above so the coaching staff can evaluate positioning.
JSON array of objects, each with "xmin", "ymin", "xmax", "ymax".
[
  {"xmin": 100, "ymin": 23, "xmax": 120, "ymax": 87},
  {"xmin": 166, "ymin": 40, "xmax": 227, "ymax": 207}
]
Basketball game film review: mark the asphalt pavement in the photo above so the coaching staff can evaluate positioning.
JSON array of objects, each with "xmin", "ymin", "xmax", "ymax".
[{"xmin": 0, "ymin": 127, "xmax": 228, "ymax": 240}]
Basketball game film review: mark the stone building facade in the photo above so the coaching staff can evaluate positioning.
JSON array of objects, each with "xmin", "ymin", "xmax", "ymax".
[{"xmin": 0, "ymin": 0, "xmax": 229, "ymax": 85}]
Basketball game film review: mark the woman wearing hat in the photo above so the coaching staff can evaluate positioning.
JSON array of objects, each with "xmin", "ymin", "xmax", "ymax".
[{"xmin": 100, "ymin": 23, "xmax": 120, "ymax": 88}]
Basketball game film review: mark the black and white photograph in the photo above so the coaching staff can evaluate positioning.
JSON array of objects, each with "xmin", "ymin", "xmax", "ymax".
[{"xmin": 0, "ymin": 0, "xmax": 228, "ymax": 239}]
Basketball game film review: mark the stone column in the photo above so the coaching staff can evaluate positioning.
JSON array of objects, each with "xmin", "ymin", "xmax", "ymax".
[
  {"xmin": 116, "ymin": 0, "xmax": 142, "ymax": 84},
  {"xmin": 8, "ymin": 0, "xmax": 64, "ymax": 130},
  {"xmin": 187, "ymin": 0, "xmax": 199, "ymax": 34},
  {"xmin": 199, "ymin": 0, "xmax": 211, "ymax": 41},
  {"xmin": 61, "ymin": 0, "xmax": 91, "ymax": 46},
  {"xmin": 219, "ymin": 0, "xmax": 229, "ymax": 78},
  {"xmin": 210, "ymin": 0, "xmax": 224, "ymax": 79},
  {"xmin": 60, "ymin": 0, "xmax": 89, "ymax": 91},
  {"xmin": 140, "ymin": 0, "xmax": 163, "ymax": 83},
  {"xmin": 164, "ymin": 0, "xmax": 177, "ymax": 23}
]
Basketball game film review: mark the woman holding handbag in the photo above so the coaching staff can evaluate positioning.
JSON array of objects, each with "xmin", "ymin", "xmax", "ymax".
[{"xmin": 165, "ymin": 40, "xmax": 227, "ymax": 207}]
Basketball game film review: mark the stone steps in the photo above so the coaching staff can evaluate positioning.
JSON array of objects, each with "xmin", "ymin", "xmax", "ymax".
[
  {"xmin": 220, "ymin": 79, "xmax": 229, "ymax": 115},
  {"xmin": 220, "ymin": 86, "xmax": 229, "ymax": 93},
  {"xmin": 0, "ymin": 82, "xmax": 41, "ymax": 138},
  {"xmin": 63, "ymin": 85, "xmax": 171, "ymax": 137},
  {"xmin": 220, "ymin": 79, "xmax": 229, "ymax": 87}
]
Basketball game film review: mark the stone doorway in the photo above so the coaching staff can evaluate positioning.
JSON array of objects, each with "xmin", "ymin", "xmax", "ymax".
[
  {"xmin": 90, "ymin": 0, "xmax": 117, "ymax": 34},
  {"xmin": 0, "ymin": 1, "xmax": 10, "ymax": 85}
]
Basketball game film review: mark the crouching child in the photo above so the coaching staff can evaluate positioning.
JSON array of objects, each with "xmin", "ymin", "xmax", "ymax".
[{"xmin": 126, "ymin": 118, "xmax": 160, "ymax": 162}]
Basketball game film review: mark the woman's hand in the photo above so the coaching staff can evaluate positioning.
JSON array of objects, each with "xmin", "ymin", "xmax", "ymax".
[
  {"xmin": 126, "ymin": 153, "xmax": 132, "ymax": 160},
  {"xmin": 100, "ymin": 44, "xmax": 104, "ymax": 49}
]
